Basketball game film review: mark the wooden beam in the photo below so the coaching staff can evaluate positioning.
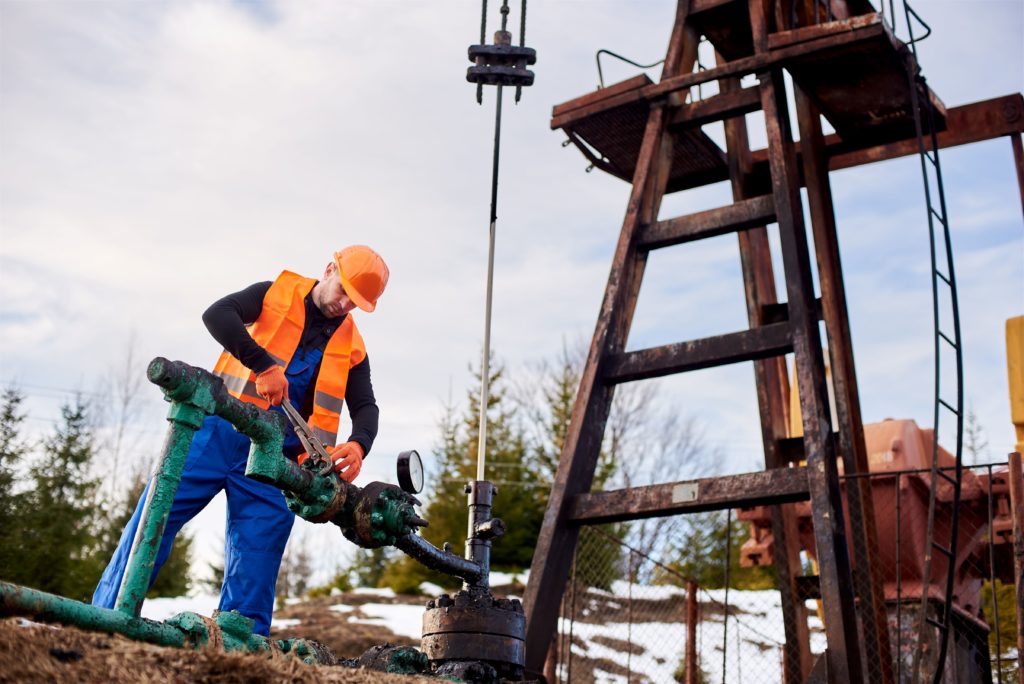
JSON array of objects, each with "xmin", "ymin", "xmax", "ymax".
[
  {"xmin": 552, "ymin": 74, "xmax": 652, "ymax": 119},
  {"xmin": 550, "ymin": 77, "xmax": 652, "ymax": 131},
  {"xmin": 667, "ymin": 85, "xmax": 762, "ymax": 129},
  {"xmin": 721, "ymin": 42, "xmax": 813, "ymax": 681},
  {"xmin": 647, "ymin": 18, "xmax": 885, "ymax": 99},
  {"xmin": 640, "ymin": 194, "xmax": 776, "ymax": 249},
  {"xmin": 745, "ymin": 95, "xmax": 1024, "ymax": 173},
  {"xmin": 761, "ymin": 66, "xmax": 864, "ymax": 682},
  {"xmin": 603, "ymin": 322, "xmax": 792, "ymax": 384},
  {"xmin": 522, "ymin": 2, "xmax": 700, "ymax": 673},
  {"xmin": 796, "ymin": 85, "xmax": 895, "ymax": 684},
  {"xmin": 766, "ymin": 12, "xmax": 883, "ymax": 51},
  {"xmin": 568, "ymin": 467, "xmax": 810, "ymax": 524},
  {"xmin": 551, "ymin": 17, "xmax": 890, "ymax": 133}
]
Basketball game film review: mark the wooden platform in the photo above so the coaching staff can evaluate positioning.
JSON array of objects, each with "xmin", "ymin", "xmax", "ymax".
[
  {"xmin": 776, "ymin": 13, "xmax": 946, "ymax": 144},
  {"xmin": 551, "ymin": 10, "xmax": 947, "ymax": 191},
  {"xmin": 552, "ymin": 75, "xmax": 728, "ymax": 192}
]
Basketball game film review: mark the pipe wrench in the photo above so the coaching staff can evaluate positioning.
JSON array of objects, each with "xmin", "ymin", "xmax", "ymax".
[{"xmin": 281, "ymin": 399, "xmax": 335, "ymax": 476}]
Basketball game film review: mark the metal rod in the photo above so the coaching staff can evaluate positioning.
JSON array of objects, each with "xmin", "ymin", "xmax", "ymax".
[
  {"xmin": 686, "ymin": 579, "xmax": 698, "ymax": 684},
  {"xmin": 476, "ymin": 78, "xmax": 504, "ymax": 482}
]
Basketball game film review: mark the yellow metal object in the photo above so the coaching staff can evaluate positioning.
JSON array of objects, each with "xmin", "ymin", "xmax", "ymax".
[
  {"xmin": 1007, "ymin": 316, "xmax": 1024, "ymax": 454},
  {"xmin": 788, "ymin": 350, "xmax": 837, "ymax": 440}
]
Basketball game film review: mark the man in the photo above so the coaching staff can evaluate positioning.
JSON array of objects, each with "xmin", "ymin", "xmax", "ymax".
[{"xmin": 93, "ymin": 245, "xmax": 389, "ymax": 635}]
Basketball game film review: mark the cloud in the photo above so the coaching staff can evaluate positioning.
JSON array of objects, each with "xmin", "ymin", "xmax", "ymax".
[{"xmin": 2, "ymin": 0, "xmax": 1021, "ymax": 578}]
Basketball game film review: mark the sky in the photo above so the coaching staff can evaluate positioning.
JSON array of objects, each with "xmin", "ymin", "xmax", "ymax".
[{"xmin": 1, "ymin": 0, "xmax": 1022, "ymax": 580}]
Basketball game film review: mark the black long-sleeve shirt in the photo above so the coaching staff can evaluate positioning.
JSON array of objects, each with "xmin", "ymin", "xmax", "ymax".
[{"xmin": 202, "ymin": 281, "xmax": 379, "ymax": 456}]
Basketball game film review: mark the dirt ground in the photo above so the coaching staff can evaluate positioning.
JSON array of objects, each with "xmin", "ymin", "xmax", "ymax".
[
  {"xmin": 0, "ymin": 589, "xmax": 442, "ymax": 684},
  {"xmin": 270, "ymin": 592, "xmax": 424, "ymax": 661}
]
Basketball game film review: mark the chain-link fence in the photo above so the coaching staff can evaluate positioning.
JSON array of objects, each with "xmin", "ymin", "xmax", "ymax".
[
  {"xmin": 849, "ymin": 461, "xmax": 1019, "ymax": 684},
  {"xmin": 549, "ymin": 462, "xmax": 1019, "ymax": 683},
  {"xmin": 551, "ymin": 515, "xmax": 818, "ymax": 684}
]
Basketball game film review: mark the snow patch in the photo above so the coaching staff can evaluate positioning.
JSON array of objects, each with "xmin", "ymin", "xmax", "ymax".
[
  {"xmin": 418, "ymin": 582, "xmax": 446, "ymax": 596},
  {"xmin": 352, "ymin": 603, "xmax": 423, "ymax": 639},
  {"xmin": 351, "ymin": 587, "xmax": 396, "ymax": 598},
  {"xmin": 139, "ymin": 594, "xmax": 220, "ymax": 622}
]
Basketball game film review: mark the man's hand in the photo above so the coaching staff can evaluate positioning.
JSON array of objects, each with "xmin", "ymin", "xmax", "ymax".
[
  {"xmin": 255, "ymin": 366, "xmax": 288, "ymax": 406},
  {"xmin": 330, "ymin": 441, "xmax": 364, "ymax": 483}
]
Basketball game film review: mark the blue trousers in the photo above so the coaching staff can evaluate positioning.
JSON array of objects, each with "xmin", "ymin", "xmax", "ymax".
[{"xmin": 91, "ymin": 414, "xmax": 295, "ymax": 635}]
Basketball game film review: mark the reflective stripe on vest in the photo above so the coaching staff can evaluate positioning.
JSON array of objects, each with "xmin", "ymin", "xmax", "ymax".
[{"xmin": 211, "ymin": 270, "xmax": 367, "ymax": 447}]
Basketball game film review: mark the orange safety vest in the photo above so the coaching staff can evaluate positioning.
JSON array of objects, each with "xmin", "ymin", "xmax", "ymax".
[{"xmin": 211, "ymin": 270, "xmax": 366, "ymax": 447}]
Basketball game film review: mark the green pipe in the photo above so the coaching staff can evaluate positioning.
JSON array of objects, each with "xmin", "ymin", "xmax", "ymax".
[
  {"xmin": 115, "ymin": 412, "xmax": 202, "ymax": 616},
  {"xmin": 115, "ymin": 358, "xmax": 286, "ymax": 617},
  {"xmin": 1, "ymin": 581, "xmax": 186, "ymax": 648}
]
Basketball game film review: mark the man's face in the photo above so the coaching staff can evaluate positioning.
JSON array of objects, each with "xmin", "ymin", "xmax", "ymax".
[{"xmin": 314, "ymin": 262, "xmax": 357, "ymax": 318}]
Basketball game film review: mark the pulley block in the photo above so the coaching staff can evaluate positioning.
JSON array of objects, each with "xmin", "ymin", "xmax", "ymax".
[{"xmin": 467, "ymin": 30, "xmax": 536, "ymax": 88}]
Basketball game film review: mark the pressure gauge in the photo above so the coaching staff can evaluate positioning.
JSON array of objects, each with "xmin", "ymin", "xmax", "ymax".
[{"xmin": 397, "ymin": 450, "xmax": 424, "ymax": 494}]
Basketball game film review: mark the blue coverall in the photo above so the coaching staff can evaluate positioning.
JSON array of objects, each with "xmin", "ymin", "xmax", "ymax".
[{"xmin": 92, "ymin": 346, "xmax": 324, "ymax": 635}]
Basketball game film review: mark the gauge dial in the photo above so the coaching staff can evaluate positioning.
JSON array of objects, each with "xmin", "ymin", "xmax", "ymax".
[{"xmin": 397, "ymin": 450, "xmax": 424, "ymax": 494}]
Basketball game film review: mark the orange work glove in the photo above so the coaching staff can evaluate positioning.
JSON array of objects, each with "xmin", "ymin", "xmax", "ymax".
[
  {"xmin": 255, "ymin": 366, "xmax": 288, "ymax": 407},
  {"xmin": 330, "ymin": 441, "xmax": 364, "ymax": 483}
]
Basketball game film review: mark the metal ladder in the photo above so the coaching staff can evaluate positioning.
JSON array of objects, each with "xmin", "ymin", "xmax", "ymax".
[{"xmin": 895, "ymin": 3, "xmax": 966, "ymax": 682}]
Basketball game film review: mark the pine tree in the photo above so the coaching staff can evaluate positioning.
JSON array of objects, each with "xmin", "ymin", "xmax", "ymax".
[
  {"xmin": 0, "ymin": 388, "xmax": 30, "ymax": 578},
  {"xmin": 276, "ymin": 530, "xmax": 313, "ymax": 603},
  {"xmin": 963, "ymin": 405, "xmax": 989, "ymax": 465},
  {"xmin": 421, "ymin": 357, "xmax": 541, "ymax": 569},
  {"xmin": 351, "ymin": 547, "xmax": 391, "ymax": 588},
  {"xmin": 380, "ymin": 355, "xmax": 543, "ymax": 592},
  {"xmin": 14, "ymin": 397, "xmax": 104, "ymax": 600},
  {"xmin": 526, "ymin": 345, "xmax": 624, "ymax": 589},
  {"xmin": 664, "ymin": 511, "xmax": 775, "ymax": 590}
]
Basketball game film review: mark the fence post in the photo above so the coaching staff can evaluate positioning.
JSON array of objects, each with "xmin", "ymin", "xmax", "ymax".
[
  {"xmin": 1008, "ymin": 451, "xmax": 1023, "ymax": 684},
  {"xmin": 686, "ymin": 579, "xmax": 698, "ymax": 684}
]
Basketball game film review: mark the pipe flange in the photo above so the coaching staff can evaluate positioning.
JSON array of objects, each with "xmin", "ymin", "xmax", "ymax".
[{"xmin": 422, "ymin": 589, "xmax": 525, "ymax": 680}]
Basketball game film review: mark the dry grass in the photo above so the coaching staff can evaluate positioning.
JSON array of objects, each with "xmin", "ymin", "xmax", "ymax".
[
  {"xmin": 0, "ymin": 583, "xmax": 532, "ymax": 682},
  {"xmin": 0, "ymin": 617, "xmax": 434, "ymax": 684}
]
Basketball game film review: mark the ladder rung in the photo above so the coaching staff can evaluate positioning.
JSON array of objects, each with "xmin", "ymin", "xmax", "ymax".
[
  {"xmin": 936, "ymin": 271, "xmax": 951, "ymax": 286},
  {"xmin": 568, "ymin": 465, "xmax": 810, "ymax": 524},
  {"xmin": 929, "ymin": 208, "xmax": 947, "ymax": 226},
  {"xmin": 603, "ymin": 322, "xmax": 792, "ymax": 384},
  {"xmin": 926, "ymin": 616, "xmax": 947, "ymax": 631},
  {"xmin": 936, "ymin": 468, "xmax": 957, "ymax": 485},
  {"xmin": 932, "ymin": 542, "xmax": 953, "ymax": 557},
  {"xmin": 924, "ymin": 151, "xmax": 937, "ymax": 167},
  {"xmin": 640, "ymin": 195, "xmax": 777, "ymax": 250},
  {"xmin": 938, "ymin": 398, "xmax": 960, "ymax": 415},
  {"xmin": 938, "ymin": 331, "xmax": 958, "ymax": 349}
]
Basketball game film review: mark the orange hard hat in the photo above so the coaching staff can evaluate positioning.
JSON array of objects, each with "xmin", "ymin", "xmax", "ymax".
[{"xmin": 334, "ymin": 245, "xmax": 389, "ymax": 312}]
